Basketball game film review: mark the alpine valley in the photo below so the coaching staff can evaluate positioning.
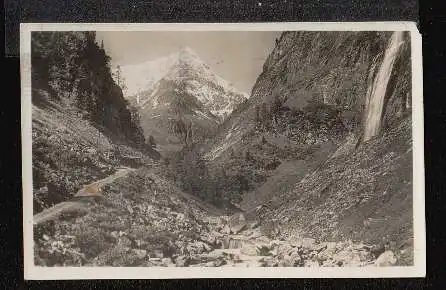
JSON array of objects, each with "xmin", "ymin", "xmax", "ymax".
[{"xmin": 31, "ymin": 31, "xmax": 414, "ymax": 268}]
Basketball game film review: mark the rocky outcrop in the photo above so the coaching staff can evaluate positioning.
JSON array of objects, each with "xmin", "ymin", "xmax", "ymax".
[{"xmin": 255, "ymin": 31, "xmax": 411, "ymax": 134}]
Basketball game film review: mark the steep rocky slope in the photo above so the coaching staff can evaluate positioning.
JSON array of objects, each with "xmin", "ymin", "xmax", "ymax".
[
  {"xmin": 31, "ymin": 32, "xmax": 156, "ymax": 212},
  {"xmin": 203, "ymin": 31, "xmax": 413, "ymax": 264},
  {"xmin": 260, "ymin": 117, "xmax": 413, "ymax": 265},
  {"xmin": 32, "ymin": 32, "xmax": 146, "ymax": 146},
  {"xmin": 205, "ymin": 31, "xmax": 411, "ymax": 205}
]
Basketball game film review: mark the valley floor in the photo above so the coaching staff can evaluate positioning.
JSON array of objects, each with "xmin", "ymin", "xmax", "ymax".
[{"xmin": 33, "ymin": 165, "xmax": 399, "ymax": 267}]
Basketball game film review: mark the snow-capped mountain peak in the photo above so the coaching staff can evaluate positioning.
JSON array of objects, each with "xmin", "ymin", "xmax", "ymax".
[{"xmin": 120, "ymin": 47, "xmax": 248, "ymax": 120}]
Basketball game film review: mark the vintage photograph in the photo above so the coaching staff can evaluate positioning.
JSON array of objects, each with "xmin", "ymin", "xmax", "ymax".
[{"xmin": 21, "ymin": 23, "xmax": 424, "ymax": 278}]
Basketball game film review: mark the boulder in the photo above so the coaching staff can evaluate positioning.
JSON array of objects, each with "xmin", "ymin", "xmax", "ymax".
[
  {"xmin": 161, "ymin": 257, "xmax": 173, "ymax": 266},
  {"xmin": 343, "ymin": 253, "xmax": 362, "ymax": 266},
  {"xmin": 149, "ymin": 249, "xmax": 164, "ymax": 259},
  {"xmin": 175, "ymin": 256, "xmax": 191, "ymax": 267},
  {"xmin": 186, "ymin": 241, "xmax": 210, "ymax": 255},
  {"xmin": 205, "ymin": 261, "xmax": 216, "ymax": 267},
  {"xmin": 249, "ymin": 220, "xmax": 260, "ymax": 229},
  {"xmin": 228, "ymin": 212, "xmax": 248, "ymax": 234},
  {"xmin": 304, "ymin": 259, "xmax": 320, "ymax": 267},
  {"xmin": 240, "ymin": 244, "xmax": 258, "ymax": 256},
  {"xmin": 301, "ymin": 238, "xmax": 316, "ymax": 249},
  {"xmin": 288, "ymin": 252, "xmax": 303, "ymax": 266},
  {"xmin": 278, "ymin": 259, "xmax": 293, "ymax": 267},
  {"xmin": 176, "ymin": 213, "xmax": 185, "ymax": 221},
  {"xmin": 214, "ymin": 258, "xmax": 227, "ymax": 267},
  {"xmin": 221, "ymin": 224, "xmax": 231, "ymax": 234},
  {"xmin": 277, "ymin": 244, "xmax": 294, "ymax": 259},
  {"xmin": 133, "ymin": 249, "xmax": 147, "ymax": 259},
  {"xmin": 374, "ymin": 251, "xmax": 397, "ymax": 266},
  {"xmin": 259, "ymin": 256, "xmax": 275, "ymax": 267}
]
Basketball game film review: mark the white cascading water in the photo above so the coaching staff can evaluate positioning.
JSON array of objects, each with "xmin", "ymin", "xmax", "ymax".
[{"xmin": 363, "ymin": 31, "xmax": 404, "ymax": 142}]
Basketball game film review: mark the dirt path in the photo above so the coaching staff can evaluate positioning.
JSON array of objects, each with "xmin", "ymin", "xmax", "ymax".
[
  {"xmin": 73, "ymin": 167, "xmax": 134, "ymax": 197},
  {"xmin": 34, "ymin": 167, "xmax": 135, "ymax": 225}
]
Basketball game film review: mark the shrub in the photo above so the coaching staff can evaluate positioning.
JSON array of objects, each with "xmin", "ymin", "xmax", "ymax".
[{"xmin": 257, "ymin": 245, "xmax": 273, "ymax": 256}]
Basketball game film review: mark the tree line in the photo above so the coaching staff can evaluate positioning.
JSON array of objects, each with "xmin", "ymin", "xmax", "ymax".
[{"xmin": 31, "ymin": 31, "xmax": 147, "ymax": 148}]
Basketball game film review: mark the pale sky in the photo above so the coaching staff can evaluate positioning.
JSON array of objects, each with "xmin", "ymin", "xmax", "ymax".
[{"xmin": 96, "ymin": 31, "xmax": 280, "ymax": 93}]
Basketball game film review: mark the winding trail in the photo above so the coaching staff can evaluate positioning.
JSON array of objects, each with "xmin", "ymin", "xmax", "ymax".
[{"xmin": 33, "ymin": 167, "xmax": 135, "ymax": 225}]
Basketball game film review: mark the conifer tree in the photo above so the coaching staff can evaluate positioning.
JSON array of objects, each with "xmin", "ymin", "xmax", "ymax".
[{"xmin": 147, "ymin": 135, "xmax": 156, "ymax": 149}]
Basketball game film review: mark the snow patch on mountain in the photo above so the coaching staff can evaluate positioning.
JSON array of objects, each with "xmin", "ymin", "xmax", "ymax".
[
  {"xmin": 120, "ymin": 46, "xmax": 248, "ymax": 120},
  {"xmin": 120, "ymin": 54, "xmax": 178, "ymax": 97}
]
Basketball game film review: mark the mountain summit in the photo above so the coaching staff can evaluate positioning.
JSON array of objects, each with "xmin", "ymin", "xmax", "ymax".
[
  {"xmin": 120, "ymin": 47, "xmax": 248, "ymax": 120},
  {"xmin": 120, "ymin": 47, "xmax": 248, "ymax": 152}
]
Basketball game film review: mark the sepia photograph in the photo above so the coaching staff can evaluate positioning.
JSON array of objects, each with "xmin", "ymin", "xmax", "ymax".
[{"xmin": 21, "ymin": 22, "xmax": 425, "ymax": 279}]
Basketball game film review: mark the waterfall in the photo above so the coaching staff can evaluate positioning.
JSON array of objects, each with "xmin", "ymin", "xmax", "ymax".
[{"xmin": 363, "ymin": 31, "xmax": 404, "ymax": 142}]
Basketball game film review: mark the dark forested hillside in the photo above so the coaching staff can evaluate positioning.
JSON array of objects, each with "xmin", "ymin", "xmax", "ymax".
[
  {"xmin": 31, "ymin": 31, "xmax": 145, "ymax": 146},
  {"xmin": 31, "ymin": 31, "xmax": 155, "ymax": 212}
]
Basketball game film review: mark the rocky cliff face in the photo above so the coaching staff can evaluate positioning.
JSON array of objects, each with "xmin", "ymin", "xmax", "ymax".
[
  {"xmin": 203, "ymin": 31, "xmax": 413, "ymax": 263},
  {"xmin": 260, "ymin": 31, "xmax": 410, "ymax": 132},
  {"xmin": 206, "ymin": 30, "xmax": 411, "ymax": 194},
  {"xmin": 214, "ymin": 31, "xmax": 411, "ymax": 149}
]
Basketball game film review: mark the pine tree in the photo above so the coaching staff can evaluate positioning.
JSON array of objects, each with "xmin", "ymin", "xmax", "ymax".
[
  {"xmin": 186, "ymin": 121, "xmax": 193, "ymax": 146},
  {"xmin": 171, "ymin": 118, "xmax": 188, "ymax": 146},
  {"xmin": 260, "ymin": 103, "xmax": 271, "ymax": 129},
  {"xmin": 245, "ymin": 150, "xmax": 251, "ymax": 161},
  {"xmin": 271, "ymin": 95, "xmax": 282, "ymax": 123},
  {"xmin": 113, "ymin": 65, "xmax": 127, "ymax": 93},
  {"xmin": 147, "ymin": 135, "xmax": 156, "ymax": 149},
  {"xmin": 254, "ymin": 105, "xmax": 261, "ymax": 124},
  {"xmin": 229, "ymin": 147, "xmax": 235, "ymax": 158}
]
